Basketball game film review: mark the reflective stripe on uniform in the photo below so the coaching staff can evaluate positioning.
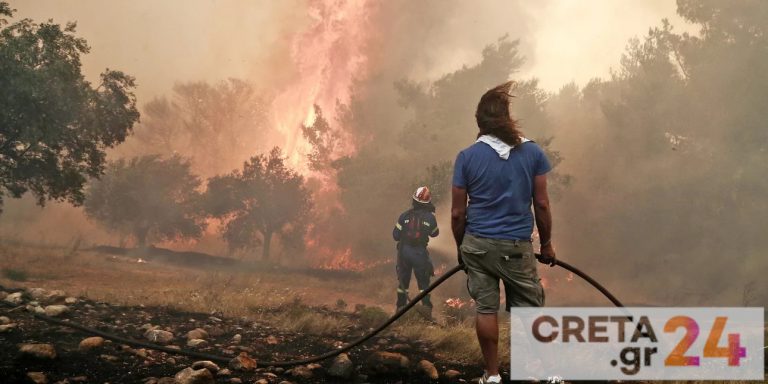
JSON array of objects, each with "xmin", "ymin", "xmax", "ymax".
[
  {"xmin": 431, "ymin": 226, "xmax": 439, "ymax": 234},
  {"xmin": 395, "ymin": 223, "xmax": 402, "ymax": 230},
  {"xmin": 397, "ymin": 287, "xmax": 408, "ymax": 293}
]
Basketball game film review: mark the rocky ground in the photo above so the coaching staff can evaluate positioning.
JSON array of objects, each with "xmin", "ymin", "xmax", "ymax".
[{"xmin": 0, "ymin": 285, "xmax": 485, "ymax": 384}]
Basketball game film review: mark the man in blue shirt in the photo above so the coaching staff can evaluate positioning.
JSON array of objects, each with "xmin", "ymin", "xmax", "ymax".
[{"xmin": 451, "ymin": 81, "xmax": 556, "ymax": 384}]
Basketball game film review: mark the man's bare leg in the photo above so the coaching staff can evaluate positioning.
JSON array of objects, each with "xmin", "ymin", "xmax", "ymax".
[{"xmin": 476, "ymin": 312, "xmax": 499, "ymax": 375}]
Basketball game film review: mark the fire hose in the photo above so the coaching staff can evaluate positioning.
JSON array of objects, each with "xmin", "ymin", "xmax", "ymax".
[{"xmin": 7, "ymin": 256, "xmax": 624, "ymax": 367}]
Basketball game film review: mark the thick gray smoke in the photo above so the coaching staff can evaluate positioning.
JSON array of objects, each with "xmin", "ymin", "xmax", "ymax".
[{"xmin": 2, "ymin": 1, "xmax": 765, "ymax": 308}]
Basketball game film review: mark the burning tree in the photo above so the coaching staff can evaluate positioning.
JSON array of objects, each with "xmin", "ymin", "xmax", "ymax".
[
  {"xmin": 204, "ymin": 147, "xmax": 312, "ymax": 260},
  {"xmin": 84, "ymin": 155, "xmax": 206, "ymax": 248},
  {"xmin": 0, "ymin": 3, "xmax": 139, "ymax": 213}
]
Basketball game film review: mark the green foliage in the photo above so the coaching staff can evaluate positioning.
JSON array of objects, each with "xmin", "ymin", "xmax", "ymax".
[
  {"xmin": 357, "ymin": 305, "xmax": 389, "ymax": 328},
  {"xmin": 84, "ymin": 155, "xmax": 206, "ymax": 247},
  {"xmin": 204, "ymin": 147, "xmax": 313, "ymax": 260},
  {"xmin": 301, "ymin": 104, "xmax": 345, "ymax": 174},
  {"xmin": 0, "ymin": 4, "xmax": 139, "ymax": 212},
  {"xmin": 2, "ymin": 267, "xmax": 28, "ymax": 281}
]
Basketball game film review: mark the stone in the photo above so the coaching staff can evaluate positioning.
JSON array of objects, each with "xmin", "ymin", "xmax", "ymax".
[
  {"xmin": 290, "ymin": 366, "xmax": 313, "ymax": 379},
  {"xmin": 232, "ymin": 334, "xmax": 242, "ymax": 344},
  {"xmin": 100, "ymin": 354, "xmax": 119, "ymax": 362},
  {"xmin": 69, "ymin": 376, "xmax": 88, "ymax": 382},
  {"xmin": 390, "ymin": 343, "xmax": 410, "ymax": 351},
  {"xmin": 416, "ymin": 360, "xmax": 439, "ymax": 380},
  {"xmin": 47, "ymin": 290, "xmax": 67, "ymax": 300},
  {"xmin": 0, "ymin": 291, "xmax": 6, "ymax": 300},
  {"xmin": 328, "ymin": 353, "xmax": 354, "ymax": 379},
  {"xmin": 206, "ymin": 326, "xmax": 225, "ymax": 337},
  {"xmin": 444, "ymin": 369, "xmax": 462, "ymax": 381},
  {"xmin": 191, "ymin": 360, "xmax": 220, "ymax": 373},
  {"xmin": 366, "ymin": 351, "xmax": 410, "ymax": 374},
  {"xmin": 187, "ymin": 339, "xmax": 208, "ymax": 348},
  {"xmin": 0, "ymin": 315, "xmax": 9, "ymax": 324},
  {"xmin": 187, "ymin": 328, "xmax": 208, "ymax": 340},
  {"xmin": 19, "ymin": 343, "xmax": 57, "ymax": 359},
  {"xmin": 228, "ymin": 379, "xmax": 242, "ymax": 384},
  {"xmin": 133, "ymin": 348, "xmax": 148, "ymax": 358},
  {"xmin": 254, "ymin": 380, "xmax": 268, "ymax": 384},
  {"xmin": 78, "ymin": 336, "xmax": 105, "ymax": 351},
  {"xmin": 44, "ymin": 305, "xmax": 69, "ymax": 317},
  {"xmin": 4, "ymin": 292, "xmax": 23, "ymax": 305},
  {"xmin": 174, "ymin": 367, "xmax": 214, "ymax": 384},
  {"xmin": 144, "ymin": 329, "xmax": 174, "ymax": 344},
  {"xmin": 265, "ymin": 335, "xmax": 278, "ymax": 345},
  {"xmin": 228, "ymin": 352, "xmax": 256, "ymax": 371},
  {"xmin": 28, "ymin": 288, "xmax": 48, "ymax": 300},
  {"xmin": 27, "ymin": 372, "xmax": 47, "ymax": 384},
  {"xmin": 65, "ymin": 297, "xmax": 78, "ymax": 304},
  {"xmin": 216, "ymin": 368, "xmax": 231, "ymax": 376},
  {"xmin": 167, "ymin": 358, "xmax": 177, "ymax": 365},
  {"xmin": 157, "ymin": 378, "xmax": 176, "ymax": 384},
  {"xmin": 0, "ymin": 323, "xmax": 16, "ymax": 333}
]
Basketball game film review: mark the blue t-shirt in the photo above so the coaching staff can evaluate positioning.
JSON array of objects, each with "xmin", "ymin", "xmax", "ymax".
[{"xmin": 452, "ymin": 141, "xmax": 551, "ymax": 240}]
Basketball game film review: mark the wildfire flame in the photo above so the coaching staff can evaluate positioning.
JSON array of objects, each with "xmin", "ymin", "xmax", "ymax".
[{"xmin": 271, "ymin": 0, "xmax": 370, "ymax": 171}]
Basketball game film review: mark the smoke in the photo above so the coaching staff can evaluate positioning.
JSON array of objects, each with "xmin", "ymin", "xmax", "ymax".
[{"xmin": 3, "ymin": 1, "xmax": 765, "ymax": 308}]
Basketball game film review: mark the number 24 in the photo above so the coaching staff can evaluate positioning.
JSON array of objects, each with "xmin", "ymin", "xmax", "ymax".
[{"xmin": 664, "ymin": 316, "xmax": 746, "ymax": 367}]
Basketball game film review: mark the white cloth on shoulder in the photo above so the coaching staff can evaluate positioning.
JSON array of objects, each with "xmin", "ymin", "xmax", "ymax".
[{"xmin": 476, "ymin": 134, "xmax": 531, "ymax": 160}]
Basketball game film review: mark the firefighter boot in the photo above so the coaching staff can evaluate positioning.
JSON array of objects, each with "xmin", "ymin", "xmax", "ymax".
[{"xmin": 396, "ymin": 287, "xmax": 409, "ymax": 312}]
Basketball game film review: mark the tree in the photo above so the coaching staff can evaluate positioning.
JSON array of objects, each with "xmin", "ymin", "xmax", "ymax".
[
  {"xmin": 0, "ymin": 3, "xmax": 139, "ymax": 213},
  {"xmin": 123, "ymin": 79, "xmax": 270, "ymax": 177},
  {"xmin": 205, "ymin": 147, "xmax": 312, "ymax": 260},
  {"xmin": 84, "ymin": 155, "xmax": 206, "ymax": 248}
]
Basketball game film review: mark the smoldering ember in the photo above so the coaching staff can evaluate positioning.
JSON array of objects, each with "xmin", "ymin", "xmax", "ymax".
[{"xmin": 1, "ymin": 1, "xmax": 766, "ymax": 383}]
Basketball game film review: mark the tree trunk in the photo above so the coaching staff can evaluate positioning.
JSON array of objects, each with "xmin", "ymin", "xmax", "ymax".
[
  {"xmin": 135, "ymin": 227, "xmax": 150, "ymax": 249},
  {"xmin": 262, "ymin": 230, "xmax": 273, "ymax": 260}
]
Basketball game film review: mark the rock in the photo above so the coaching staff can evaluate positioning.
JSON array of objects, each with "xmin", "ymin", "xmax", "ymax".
[
  {"xmin": 416, "ymin": 360, "xmax": 439, "ymax": 380},
  {"xmin": 209, "ymin": 316, "xmax": 222, "ymax": 322},
  {"xmin": 4, "ymin": 292, "xmax": 23, "ymax": 305},
  {"xmin": 28, "ymin": 288, "xmax": 48, "ymax": 300},
  {"xmin": 254, "ymin": 380, "xmax": 268, "ymax": 384},
  {"xmin": 78, "ymin": 336, "xmax": 105, "ymax": 351},
  {"xmin": 133, "ymin": 348, "xmax": 148, "ymax": 358},
  {"xmin": 157, "ymin": 378, "xmax": 176, "ymax": 384},
  {"xmin": 187, "ymin": 339, "xmax": 208, "ymax": 348},
  {"xmin": 27, "ymin": 372, "xmax": 47, "ymax": 384},
  {"xmin": 191, "ymin": 360, "xmax": 220, "ymax": 373},
  {"xmin": 390, "ymin": 343, "xmax": 410, "ymax": 351},
  {"xmin": 228, "ymin": 352, "xmax": 256, "ymax": 371},
  {"xmin": 265, "ymin": 335, "xmax": 278, "ymax": 345},
  {"xmin": 328, "ymin": 353, "xmax": 354, "ymax": 379},
  {"xmin": 187, "ymin": 328, "xmax": 209, "ymax": 340},
  {"xmin": 366, "ymin": 351, "xmax": 410, "ymax": 374},
  {"xmin": 206, "ymin": 326, "xmax": 225, "ymax": 337},
  {"xmin": 216, "ymin": 368, "xmax": 231, "ymax": 376},
  {"xmin": 277, "ymin": 381, "xmax": 294, "ymax": 384},
  {"xmin": 47, "ymin": 290, "xmax": 67, "ymax": 301},
  {"xmin": 44, "ymin": 305, "xmax": 69, "ymax": 317},
  {"xmin": 0, "ymin": 291, "xmax": 6, "ymax": 300},
  {"xmin": 228, "ymin": 379, "xmax": 242, "ymax": 384},
  {"xmin": 263, "ymin": 373, "xmax": 277, "ymax": 379},
  {"xmin": 0, "ymin": 315, "xmax": 9, "ymax": 324},
  {"xmin": 144, "ymin": 329, "xmax": 174, "ymax": 344},
  {"xmin": 444, "ymin": 369, "xmax": 462, "ymax": 381},
  {"xmin": 290, "ymin": 366, "xmax": 313, "ymax": 379},
  {"xmin": 167, "ymin": 358, "xmax": 177, "ymax": 365},
  {"xmin": 19, "ymin": 343, "xmax": 57, "ymax": 359},
  {"xmin": 100, "ymin": 354, "xmax": 119, "ymax": 362},
  {"xmin": 69, "ymin": 377, "xmax": 88, "ymax": 382},
  {"xmin": 232, "ymin": 334, "xmax": 242, "ymax": 344},
  {"xmin": 0, "ymin": 323, "xmax": 16, "ymax": 333},
  {"xmin": 174, "ymin": 367, "xmax": 214, "ymax": 384},
  {"xmin": 65, "ymin": 297, "xmax": 78, "ymax": 304}
]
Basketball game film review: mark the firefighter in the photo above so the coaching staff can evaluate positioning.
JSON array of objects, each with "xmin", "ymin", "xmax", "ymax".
[{"xmin": 392, "ymin": 186, "xmax": 439, "ymax": 317}]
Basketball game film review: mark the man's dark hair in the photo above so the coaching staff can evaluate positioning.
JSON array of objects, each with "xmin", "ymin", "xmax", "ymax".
[{"xmin": 475, "ymin": 81, "xmax": 523, "ymax": 146}]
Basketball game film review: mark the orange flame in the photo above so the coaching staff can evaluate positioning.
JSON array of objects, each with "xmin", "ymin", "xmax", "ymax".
[{"xmin": 271, "ymin": 0, "xmax": 370, "ymax": 172}]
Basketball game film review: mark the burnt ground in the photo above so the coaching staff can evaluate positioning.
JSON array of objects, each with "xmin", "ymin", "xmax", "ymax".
[{"xmin": 0, "ymin": 285, "xmax": 486, "ymax": 384}]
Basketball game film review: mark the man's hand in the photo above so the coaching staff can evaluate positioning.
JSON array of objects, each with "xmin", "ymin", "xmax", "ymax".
[{"xmin": 537, "ymin": 243, "xmax": 557, "ymax": 267}]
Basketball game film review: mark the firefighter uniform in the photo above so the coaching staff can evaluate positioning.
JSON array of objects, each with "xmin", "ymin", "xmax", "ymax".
[{"xmin": 392, "ymin": 190, "xmax": 439, "ymax": 311}]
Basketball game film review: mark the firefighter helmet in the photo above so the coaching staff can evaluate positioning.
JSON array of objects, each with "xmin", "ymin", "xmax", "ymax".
[{"xmin": 412, "ymin": 186, "xmax": 432, "ymax": 204}]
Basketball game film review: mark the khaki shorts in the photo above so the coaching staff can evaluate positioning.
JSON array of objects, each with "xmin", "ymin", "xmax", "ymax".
[{"xmin": 460, "ymin": 233, "xmax": 544, "ymax": 313}]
